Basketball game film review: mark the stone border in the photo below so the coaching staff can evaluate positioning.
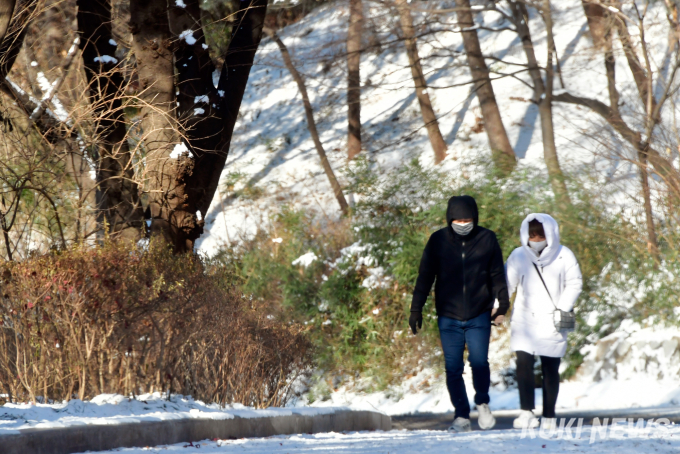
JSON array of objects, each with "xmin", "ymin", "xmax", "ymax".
[{"xmin": 1, "ymin": 410, "xmax": 391, "ymax": 454}]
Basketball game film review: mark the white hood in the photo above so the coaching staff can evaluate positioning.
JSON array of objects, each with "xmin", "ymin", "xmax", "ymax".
[{"xmin": 520, "ymin": 213, "xmax": 561, "ymax": 266}]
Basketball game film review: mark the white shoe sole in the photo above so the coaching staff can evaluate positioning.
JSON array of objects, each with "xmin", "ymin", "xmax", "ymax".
[
  {"xmin": 513, "ymin": 419, "xmax": 539, "ymax": 429},
  {"xmin": 479, "ymin": 418, "xmax": 496, "ymax": 430}
]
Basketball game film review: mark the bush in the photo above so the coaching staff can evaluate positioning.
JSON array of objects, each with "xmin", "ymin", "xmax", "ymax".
[
  {"xmin": 350, "ymin": 159, "xmax": 648, "ymax": 378},
  {"xmin": 218, "ymin": 157, "xmax": 651, "ymax": 387},
  {"xmin": 0, "ymin": 242, "xmax": 312, "ymax": 407}
]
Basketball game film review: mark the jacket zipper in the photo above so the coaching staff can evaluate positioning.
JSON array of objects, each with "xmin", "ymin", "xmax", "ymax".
[
  {"xmin": 462, "ymin": 240, "xmax": 466, "ymax": 319},
  {"xmin": 558, "ymin": 273, "xmax": 562, "ymax": 293}
]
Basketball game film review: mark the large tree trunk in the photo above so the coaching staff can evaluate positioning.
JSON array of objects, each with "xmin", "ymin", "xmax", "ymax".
[
  {"xmin": 129, "ymin": 0, "xmax": 268, "ymax": 252},
  {"xmin": 455, "ymin": 0, "xmax": 516, "ymax": 174},
  {"xmin": 130, "ymin": 0, "xmax": 189, "ymax": 251},
  {"xmin": 346, "ymin": 0, "xmax": 363, "ymax": 161},
  {"xmin": 167, "ymin": 0, "xmax": 269, "ymax": 248},
  {"xmin": 395, "ymin": 0, "xmax": 447, "ymax": 164},
  {"xmin": 77, "ymin": 0, "xmax": 145, "ymax": 241},
  {"xmin": 511, "ymin": 1, "xmax": 571, "ymax": 210},
  {"xmin": 265, "ymin": 28, "xmax": 349, "ymax": 215}
]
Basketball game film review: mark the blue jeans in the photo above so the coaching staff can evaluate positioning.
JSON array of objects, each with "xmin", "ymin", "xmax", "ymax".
[{"xmin": 438, "ymin": 311, "xmax": 491, "ymax": 419}]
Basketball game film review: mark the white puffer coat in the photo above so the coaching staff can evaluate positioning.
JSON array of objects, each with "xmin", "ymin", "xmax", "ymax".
[{"xmin": 507, "ymin": 213, "xmax": 582, "ymax": 358}]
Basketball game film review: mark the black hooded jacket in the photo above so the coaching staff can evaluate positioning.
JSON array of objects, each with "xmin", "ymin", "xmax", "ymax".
[{"xmin": 410, "ymin": 195, "xmax": 510, "ymax": 321}]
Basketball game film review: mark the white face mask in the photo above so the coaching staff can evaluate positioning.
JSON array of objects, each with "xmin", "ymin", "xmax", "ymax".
[
  {"xmin": 529, "ymin": 240, "xmax": 548, "ymax": 253},
  {"xmin": 452, "ymin": 221, "xmax": 474, "ymax": 236}
]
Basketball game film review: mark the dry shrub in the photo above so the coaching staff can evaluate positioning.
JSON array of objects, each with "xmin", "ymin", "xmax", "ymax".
[{"xmin": 0, "ymin": 242, "xmax": 312, "ymax": 407}]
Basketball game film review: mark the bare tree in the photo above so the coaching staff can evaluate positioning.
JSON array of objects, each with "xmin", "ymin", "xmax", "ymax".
[
  {"xmin": 395, "ymin": 0, "xmax": 448, "ymax": 164},
  {"xmin": 264, "ymin": 27, "xmax": 349, "ymax": 215},
  {"xmin": 347, "ymin": 0, "xmax": 363, "ymax": 161},
  {"xmin": 508, "ymin": 0, "xmax": 572, "ymax": 210},
  {"xmin": 455, "ymin": 0, "xmax": 516, "ymax": 174},
  {"xmin": 555, "ymin": 0, "xmax": 680, "ymax": 261}
]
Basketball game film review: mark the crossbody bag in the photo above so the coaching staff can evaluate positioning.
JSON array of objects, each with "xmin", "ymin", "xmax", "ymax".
[{"xmin": 532, "ymin": 263, "xmax": 575, "ymax": 333}]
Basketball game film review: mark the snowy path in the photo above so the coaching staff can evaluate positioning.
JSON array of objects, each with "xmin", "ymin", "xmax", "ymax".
[
  {"xmin": 393, "ymin": 407, "xmax": 680, "ymax": 431},
  {"xmin": 81, "ymin": 425, "xmax": 680, "ymax": 454}
]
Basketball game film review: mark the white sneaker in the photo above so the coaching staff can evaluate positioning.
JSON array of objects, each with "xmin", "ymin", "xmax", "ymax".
[
  {"xmin": 448, "ymin": 416, "xmax": 471, "ymax": 432},
  {"xmin": 541, "ymin": 417, "xmax": 558, "ymax": 431},
  {"xmin": 476, "ymin": 403, "xmax": 496, "ymax": 430},
  {"xmin": 513, "ymin": 410, "xmax": 539, "ymax": 429}
]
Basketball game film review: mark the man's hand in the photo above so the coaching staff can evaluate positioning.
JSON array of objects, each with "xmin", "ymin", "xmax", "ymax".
[
  {"xmin": 409, "ymin": 312, "xmax": 423, "ymax": 335},
  {"xmin": 491, "ymin": 308, "xmax": 505, "ymax": 326}
]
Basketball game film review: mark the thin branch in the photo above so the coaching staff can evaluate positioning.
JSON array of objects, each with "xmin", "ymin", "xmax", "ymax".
[{"xmin": 27, "ymin": 35, "xmax": 80, "ymax": 127}]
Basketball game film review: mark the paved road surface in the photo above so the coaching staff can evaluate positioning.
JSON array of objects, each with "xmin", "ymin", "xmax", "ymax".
[{"xmin": 392, "ymin": 407, "xmax": 680, "ymax": 431}]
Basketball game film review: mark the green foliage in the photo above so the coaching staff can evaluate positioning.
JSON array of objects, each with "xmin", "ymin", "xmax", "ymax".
[{"xmin": 218, "ymin": 157, "xmax": 659, "ymax": 386}]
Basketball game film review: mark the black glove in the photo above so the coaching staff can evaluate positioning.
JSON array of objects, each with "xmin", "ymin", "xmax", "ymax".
[{"xmin": 409, "ymin": 312, "xmax": 423, "ymax": 335}]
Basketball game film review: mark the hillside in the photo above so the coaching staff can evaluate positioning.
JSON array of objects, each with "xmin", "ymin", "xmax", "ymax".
[{"xmin": 195, "ymin": 0, "xmax": 662, "ymax": 252}]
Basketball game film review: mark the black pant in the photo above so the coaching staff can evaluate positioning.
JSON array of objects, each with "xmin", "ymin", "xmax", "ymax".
[{"xmin": 516, "ymin": 350, "xmax": 561, "ymax": 418}]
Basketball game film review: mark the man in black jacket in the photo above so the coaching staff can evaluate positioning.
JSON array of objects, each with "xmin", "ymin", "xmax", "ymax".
[{"xmin": 409, "ymin": 195, "xmax": 509, "ymax": 432}]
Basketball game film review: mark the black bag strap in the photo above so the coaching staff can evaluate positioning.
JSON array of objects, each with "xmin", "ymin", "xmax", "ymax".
[{"xmin": 532, "ymin": 263, "xmax": 557, "ymax": 310}]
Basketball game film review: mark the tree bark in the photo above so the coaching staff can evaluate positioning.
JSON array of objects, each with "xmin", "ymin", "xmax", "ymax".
[
  {"xmin": 78, "ymin": 0, "xmax": 145, "ymax": 241},
  {"xmin": 167, "ymin": 0, "xmax": 268, "ymax": 248},
  {"xmin": 455, "ymin": 0, "xmax": 516, "ymax": 174},
  {"xmin": 639, "ymin": 153, "xmax": 660, "ymax": 261},
  {"xmin": 610, "ymin": 2, "xmax": 657, "ymax": 113},
  {"xmin": 0, "ymin": 0, "xmax": 38, "ymax": 79},
  {"xmin": 395, "ymin": 0, "xmax": 447, "ymax": 164},
  {"xmin": 265, "ymin": 27, "xmax": 349, "ymax": 215},
  {"xmin": 130, "ymin": 0, "xmax": 269, "ymax": 252},
  {"xmin": 581, "ymin": 0, "xmax": 610, "ymax": 49},
  {"xmin": 511, "ymin": 1, "xmax": 571, "ymax": 210},
  {"xmin": 0, "ymin": 0, "xmax": 15, "ymax": 46},
  {"xmin": 581, "ymin": 1, "xmax": 618, "ymax": 112},
  {"xmin": 346, "ymin": 0, "xmax": 363, "ymax": 161},
  {"xmin": 130, "ymin": 0, "xmax": 190, "ymax": 251}
]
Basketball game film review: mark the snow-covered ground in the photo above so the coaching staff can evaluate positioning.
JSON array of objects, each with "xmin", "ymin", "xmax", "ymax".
[
  {"xmin": 184, "ymin": 0, "xmax": 680, "ymax": 424},
  {"xmin": 293, "ymin": 367, "xmax": 680, "ymax": 416},
  {"xmin": 290, "ymin": 322, "xmax": 680, "ymax": 415},
  {"xmin": 0, "ymin": 393, "xmax": 342, "ymax": 436},
  {"xmin": 195, "ymin": 0, "xmax": 669, "ymax": 252},
  {"xmin": 83, "ymin": 425, "xmax": 680, "ymax": 454},
  {"xmin": 1, "ymin": 380, "xmax": 677, "ymax": 435},
  {"xmin": 2, "ymin": 324, "xmax": 678, "ymax": 433},
  {"xmin": 3, "ymin": 3, "xmax": 677, "ymax": 450}
]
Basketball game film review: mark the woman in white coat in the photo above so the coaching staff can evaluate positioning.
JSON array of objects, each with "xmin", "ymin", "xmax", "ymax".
[{"xmin": 506, "ymin": 213, "xmax": 582, "ymax": 429}]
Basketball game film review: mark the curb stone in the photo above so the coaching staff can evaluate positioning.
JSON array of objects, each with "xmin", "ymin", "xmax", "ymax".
[{"xmin": 1, "ymin": 409, "xmax": 391, "ymax": 454}]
